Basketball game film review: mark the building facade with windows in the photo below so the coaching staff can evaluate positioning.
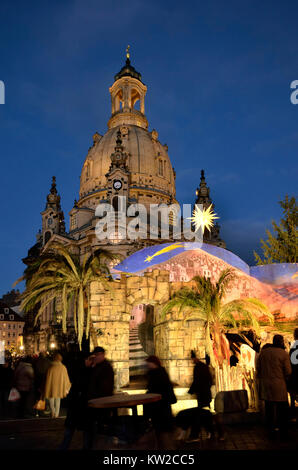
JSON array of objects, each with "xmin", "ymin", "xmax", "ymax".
[{"xmin": 0, "ymin": 302, "xmax": 25, "ymax": 351}]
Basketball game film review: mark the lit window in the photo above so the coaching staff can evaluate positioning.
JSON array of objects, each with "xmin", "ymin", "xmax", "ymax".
[
  {"xmin": 85, "ymin": 161, "xmax": 92, "ymax": 179},
  {"xmin": 109, "ymin": 231, "xmax": 124, "ymax": 244},
  {"xmin": 70, "ymin": 215, "xmax": 77, "ymax": 230},
  {"xmin": 158, "ymin": 159, "xmax": 163, "ymax": 176}
]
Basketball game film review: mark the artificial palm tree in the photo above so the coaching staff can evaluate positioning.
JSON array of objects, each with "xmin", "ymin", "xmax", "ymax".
[
  {"xmin": 16, "ymin": 243, "xmax": 117, "ymax": 348},
  {"xmin": 162, "ymin": 268, "xmax": 274, "ymax": 367}
]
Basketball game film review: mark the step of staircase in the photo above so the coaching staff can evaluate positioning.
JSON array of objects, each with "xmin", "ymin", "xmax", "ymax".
[{"xmin": 129, "ymin": 326, "xmax": 148, "ymax": 377}]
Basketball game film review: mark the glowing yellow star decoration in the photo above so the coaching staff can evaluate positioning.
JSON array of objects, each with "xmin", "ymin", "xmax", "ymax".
[{"xmin": 188, "ymin": 204, "xmax": 219, "ymax": 232}]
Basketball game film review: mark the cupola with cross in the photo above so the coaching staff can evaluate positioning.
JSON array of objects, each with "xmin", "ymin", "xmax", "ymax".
[{"xmin": 108, "ymin": 46, "xmax": 148, "ymax": 130}]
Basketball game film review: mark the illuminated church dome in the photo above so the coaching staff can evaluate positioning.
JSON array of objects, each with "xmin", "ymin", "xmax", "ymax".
[{"xmin": 79, "ymin": 49, "xmax": 176, "ymax": 210}]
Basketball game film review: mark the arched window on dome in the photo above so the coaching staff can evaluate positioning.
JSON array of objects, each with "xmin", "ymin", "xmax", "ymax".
[
  {"xmin": 131, "ymin": 88, "xmax": 140, "ymax": 110},
  {"xmin": 158, "ymin": 159, "xmax": 164, "ymax": 176},
  {"xmin": 114, "ymin": 89, "xmax": 124, "ymax": 112},
  {"xmin": 85, "ymin": 161, "xmax": 92, "ymax": 180}
]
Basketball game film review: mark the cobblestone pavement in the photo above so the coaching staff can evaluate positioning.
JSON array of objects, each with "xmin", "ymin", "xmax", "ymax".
[{"xmin": 0, "ymin": 416, "xmax": 297, "ymax": 451}]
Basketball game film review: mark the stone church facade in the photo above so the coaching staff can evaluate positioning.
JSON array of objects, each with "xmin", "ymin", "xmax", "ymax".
[{"xmin": 23, "ymin": 53, "xmax": 225, "ymax": 385}]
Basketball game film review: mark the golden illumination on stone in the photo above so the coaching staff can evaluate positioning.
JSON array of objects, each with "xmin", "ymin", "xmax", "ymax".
[
  {"xmin": 126, "ymin": 45, "xmax": 130, "ymax": 59},
  {"xmin": 189, "ymin": 204, "xmax": 219, "ymax": 233}
]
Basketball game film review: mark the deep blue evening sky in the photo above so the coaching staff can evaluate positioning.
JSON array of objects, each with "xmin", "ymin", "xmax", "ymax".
[{"xmin": 0, "ymin": 0, "xmax": 297, "ymax": 296}]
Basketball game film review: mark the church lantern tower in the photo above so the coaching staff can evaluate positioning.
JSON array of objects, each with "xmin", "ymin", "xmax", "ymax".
[
  {"xmin": 194, "ymin": 170, "xmax": 226, "ymax": 248},
  {"xmin": 108, "ymin": 46, "xmax": 148, "ymax": 130},
  {"xmin": 41, "ymin": 176, "xmax": 66, "ymax": 245}
]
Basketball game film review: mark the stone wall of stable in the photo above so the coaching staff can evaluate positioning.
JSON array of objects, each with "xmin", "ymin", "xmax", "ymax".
[{"xmin": 90, "ymin": 270, "xmax": 206, "ymax": 387}]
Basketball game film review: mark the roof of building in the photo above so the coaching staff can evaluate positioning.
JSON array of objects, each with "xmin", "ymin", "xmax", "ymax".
[
  {"xmin": 114, "ymin": 58, "xmax": 142, "ymax": 83},
  {"xmin": 0, "ymin": 302, "xmax": 25, "ymax": 322}
]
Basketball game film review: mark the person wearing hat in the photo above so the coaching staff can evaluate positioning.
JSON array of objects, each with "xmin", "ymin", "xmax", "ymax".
[{"xmin": 87, "ymin": 347, "xmax": 114, "ymax": 400}]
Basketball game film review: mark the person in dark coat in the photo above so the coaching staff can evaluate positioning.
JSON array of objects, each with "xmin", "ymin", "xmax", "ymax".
[
  {"xmin": 87, "ymin": 347, "xmax": 114, "ymax": 400},
  {"xmin": 256, "ymin": 334, "xmax": 292, "ymax": 439},
  {"xmin": 84, "ymin": 347, "xmax": 114, "ymax": 449},
  {"xmin": 188, "ymin": 351, "xmax": 213, "ymax": 407},
  {"xmin": 0, "ymin": 359, "xmax": 13, "ymax": 419},
  {"xmin": 289, "ymin": 328, "xmax": 298, "ymax": 419},
  {"xmin": 34, "ymin": 352, "xmax": 51, "ymax": 416},
  {"xmin": 176, "ymin": 351, "xmax": 214, "ymax": 442},
  {"xmin": 34, "ymin": 352, "xmax": 51, "ymax": 393},
  {"xmin": 58, "ymin": 352, "xmax": 94, "ymax": 449},
  {"xmin": 144, "ymin": 355, "xmax": 176, "ymax": 449},
  {"xmin": 14, "ymin": 356, "xmax": 35, "ymax": 418}
]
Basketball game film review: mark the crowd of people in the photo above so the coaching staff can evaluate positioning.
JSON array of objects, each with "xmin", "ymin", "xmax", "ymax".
[
  {"xmin": 0, "ymin": 327, "xmax": 297, "ymax": 449},
  {"xmin": 0, "ymin": 351, "xmax": 71, "ymax": 419}
]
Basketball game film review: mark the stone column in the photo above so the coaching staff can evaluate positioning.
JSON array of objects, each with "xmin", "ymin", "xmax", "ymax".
[
  {"xmin": 115, "ymin": 94, "xmax": 120, "ymax": 112},
  {"xmin": 140, "ymin": 95, "xmax": 145, "ymax": 114},
  {"xmin": 111, "ymin": 94, "xmax": 115, "ymax": 114},
  {"xmin": 123, "ymin": 84, "xmax": 129, "ymax": 111}
]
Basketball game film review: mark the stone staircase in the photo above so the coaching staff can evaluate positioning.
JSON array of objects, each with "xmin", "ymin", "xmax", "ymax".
[{"xmin": 129, "ymin": 326, "xmax": 148, "ymax": 377}]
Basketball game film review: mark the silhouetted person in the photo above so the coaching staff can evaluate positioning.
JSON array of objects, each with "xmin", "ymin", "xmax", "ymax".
[
  {"xmin": 14, "ymin": 356, "xmax": 35, "ymax": 418},
  {"xmin": 87, "ymin": 347, "xmax": 114, "ymax": 400},
  {"xmin": 0, "ymin": 359, "xmax": 13, "ymax": 419},
  {"xmin": 84, "ymin": 347, "xmax": 114, "ymax": 449},
  {"xmin": 176, "ymin": 351, "xmax": 214, "ymax": 442},
  {"xmin": 59, "ymin": 352, "xmax": 94, "ymax": 449},
  {"xmin": 257, "ymin": 334, "xmax": 292, "ymax": 440},
  {"xmin": 189, "ymin": 351, "xmax": 213, "ymax": 408},
  {"xmin": 34, "ymin": 351, "xmax": 51, "ymax": 415},
  {"xmin": 34, "ymin": 352, "xmax": 51, "ymax": 393},
  {"xmin": 144, "ymin": 355, "xmax": 176, "ymax": 449}
]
